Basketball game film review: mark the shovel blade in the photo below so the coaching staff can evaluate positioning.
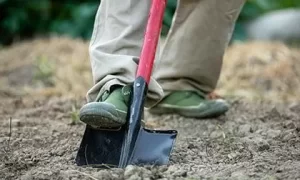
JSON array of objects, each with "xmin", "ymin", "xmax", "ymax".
[
  {"xmin": 129, "ymin": 128, "xmax": 177, "ymax": 166},
  {"xmin": 75, "ymin": 126, "xmax": 177, "ymax": 167},
  {"xmin": 75, "ymin": 126, "xmax": 125, "ymax": 168}
]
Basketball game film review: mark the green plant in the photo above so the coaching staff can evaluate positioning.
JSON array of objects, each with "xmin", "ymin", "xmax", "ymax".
[{"xmin": 70, "ymin": 104, "xmax": 80, "ymax": 125}]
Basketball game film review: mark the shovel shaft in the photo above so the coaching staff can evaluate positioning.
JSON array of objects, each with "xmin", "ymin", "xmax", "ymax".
[
  {"xmin": 119, "ymin": 77, "xmax": 148, "ymax": 168},
  {"xmin": 136, "ymin": 0, "xmax": 167, "ymax": 84},
  {"xmin": 119, "ymin": 0, "xmax": 167, "ymax": 168}
]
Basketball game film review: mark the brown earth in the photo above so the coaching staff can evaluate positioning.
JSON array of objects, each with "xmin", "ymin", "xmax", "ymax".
[
  {"xmin": 1, "ymin": 37, "xmax": 300, "ymax": 179},
  {"xmin": 1, "ymin": 36, "xmax": 300, "ymax": 103},
  {"xmin": 1, "ymin": 96, "xmax": 300, "ymax": 179}
]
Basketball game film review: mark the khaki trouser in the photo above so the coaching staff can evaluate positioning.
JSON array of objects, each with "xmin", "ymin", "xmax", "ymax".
[{"xmin": 86, "ymin": 0, "xmax": 245, "ymax": 107}]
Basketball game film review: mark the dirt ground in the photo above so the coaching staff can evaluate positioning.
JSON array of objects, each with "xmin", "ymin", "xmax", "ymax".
[
  {"xmin": 1, "ymin": 96, "xmax": 300, "ymax": 180},
  {"xmin": 1, "ymin": 37, "xmax": 300, "ymax": 179}
]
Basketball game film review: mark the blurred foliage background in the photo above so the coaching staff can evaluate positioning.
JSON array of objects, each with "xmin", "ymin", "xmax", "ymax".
[{"xmin": 1, "ymin": 0, "xmax": 300, "ymax": 46}]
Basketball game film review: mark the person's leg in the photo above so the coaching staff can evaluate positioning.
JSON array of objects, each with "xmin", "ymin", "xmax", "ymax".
[
  {"xmin": 150, "ymin": 0, "xmax": 245, "ymax": 118},
  {"xmin": 80, "ymin": 0, "xmax": 164, "ymax": 129}
]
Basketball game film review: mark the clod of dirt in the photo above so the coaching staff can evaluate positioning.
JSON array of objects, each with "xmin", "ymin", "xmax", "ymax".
[
  {"xmin": 231, "ymin": 170, "xmax": 250, "ymax": 179},
  {"xmin": 257, "ymin": 142, "xmax": 270, "ymax": 152},
  {"xmin": 238, "ymin": 124, "xmax": 252, "ymax": 136},
  {"xmin": 124, "ymin": 165, "xmax": 153, "ymax": 180}
]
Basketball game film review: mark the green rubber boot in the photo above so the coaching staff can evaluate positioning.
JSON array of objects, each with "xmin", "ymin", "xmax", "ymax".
[
  {"xmin": 79, "ymin": 85, "xmax": 130, "ymax": 129},
  {"xmin": 148, "ymin": 91, "xmax": 229, "ymax": 118}
]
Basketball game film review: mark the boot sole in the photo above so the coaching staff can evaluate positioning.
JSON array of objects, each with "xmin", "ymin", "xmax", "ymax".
[
  {"xmin": 148, "ymin": 100, "xmax": 229, "ymax": 118},
  {"xmin": 79, "ymin": 102, "xmax": 126, "ymax": 128}
]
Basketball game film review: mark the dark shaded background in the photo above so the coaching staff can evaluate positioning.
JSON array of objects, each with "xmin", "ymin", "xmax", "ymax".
[{"xmin": 1, "ymin": 0, "xmax": 300, "ymax": 46}]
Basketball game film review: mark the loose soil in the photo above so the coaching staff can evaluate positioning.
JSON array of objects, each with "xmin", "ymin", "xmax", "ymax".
[
  {"xmin": 1, "ymin": 37, "xmax": 300, "ymax": 179},
  {"xmin": 1, "ymin": 96, "xmax": 300, "ymax": 180}
]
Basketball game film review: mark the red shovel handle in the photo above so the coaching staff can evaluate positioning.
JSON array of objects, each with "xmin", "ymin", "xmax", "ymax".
[{"xmin": 136, "ymin": 0, "xmax": 167, "ymax": 84}]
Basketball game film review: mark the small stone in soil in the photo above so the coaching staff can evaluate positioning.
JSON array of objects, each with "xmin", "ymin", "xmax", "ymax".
[
  {"xmin": 228, "ymin": 152, "xmax": 238, "ymax": 159},
  {"xmin": 238, "ymin": 124, "xmax": 252, "ymax": 135},
  {"xmin": 282, "ymin": 132, "xmax": 294, "ymax": 141},
  {"xmin": 231, "ymin": 170, "xmax": 249, "ymax": 179},
  {"xmin": 284, "ymin": 122, "xmax": 296, "ymax": 129},
  {"xmin": 173, "ymin": 170, "xmax": 187, "ymax": 177},
  {"xmin": 187, "ymin": 143, "xmax": 196, "ymax": 149},
  {"xmin": 258, "ymin": 143, "xmax": 270, "ymax": 151},
  {"xmin": 266, "ymin": 129, "xmax": 281, "ymax": 138}
]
